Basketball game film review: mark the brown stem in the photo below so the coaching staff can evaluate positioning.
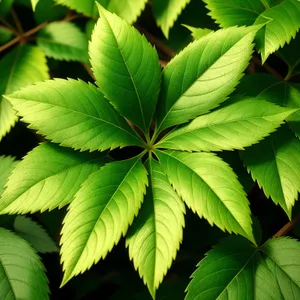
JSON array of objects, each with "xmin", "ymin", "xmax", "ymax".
[
  {"xmin": 82, "ymin": 63, "xmax": 95, "ymax": 80},
  {"xmin": 252, "ymin": 56, "xmax": 284, "ymax": 81},
  {"xmin": 135, "ymin": 24, "xmax": 176, "ymax": 60},
  {"xmin": 273, "ymin": 212, "xmax": 300, "ymax": 238},
  {"xmin": 0, "ymin": 14, "xmax": 82, "ymax": 53},
  {"xmin": 11, "ymin": 8, "xmax": 23, "ymax": 34},
  {"xmin": 0, "ymin": 17, "xmax": 18, "ymax": 35}
]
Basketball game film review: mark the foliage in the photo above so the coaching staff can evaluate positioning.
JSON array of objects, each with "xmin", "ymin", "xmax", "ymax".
[{"xmin": 0, "ymin": 0, "xmax": 300, "ymax": 299}]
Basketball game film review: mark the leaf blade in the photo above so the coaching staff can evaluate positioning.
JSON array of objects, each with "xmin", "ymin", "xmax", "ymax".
[
  {"xmin": 90, "ymin": 5, "xmax": 161, "ymax": 133},
  {"xmin": 155, "ymin": 150, "xmax": 254, "ymax": 243},
  {"xmin": 0, "ymin": 228, "xmax": 49, "ymax": 300},
  {"xmin": 37, "ymin": 22, "xmax": 89, "ymax": 63},
  {"xmin": 0, "ymin": 142, "xmax": 109, "ymax": 214},
  {"xmin": 156, "ymin": 26, "xmax": 257, "ymax": 132},
  {"xmin": 6, "ymin": 79, "xmax": 143, "ymax": 152},
  {"xmin": 126, "ymin": 158, "xmax": 185, "ymax": 297},
  {"xmin": 60, "ymin": 157, "xmax": 148, "ymax": 285},
  {"xmin": 241, "ymin": 125, "xmax": 300, "ymax": 217},
  {"xmin": 0, "ymin": 45, "xmax": 49, "ymax": 141},
  {"xmin": 158, "ymin": 97, "xmax": 295, "ymax": 151}
]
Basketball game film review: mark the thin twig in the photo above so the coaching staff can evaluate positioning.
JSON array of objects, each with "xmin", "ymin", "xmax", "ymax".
[
  {"xmin": 11, "ymin": 8, "xmax": 23, "ymax": 34},
  {"xmin": 0, "ymin": 17, "xmax": 18, "ymax": 35},
  {"xmin": 273, "ymin": 212, "xmax": 300, "ymax": 238},
  {"xmin": 0, "ymin": 13, "xmax": 82, "ymax": 53},
  {"xmin": 82, "ymin": 63, "xmax": 95, "ymax": 80},
  {"xmin": 252, "ymin": 56, "xmax": 284, "ymax": 81},
  {"xmin": 135, "ymin": 24, "xmax": 176, "ymax": 59}
]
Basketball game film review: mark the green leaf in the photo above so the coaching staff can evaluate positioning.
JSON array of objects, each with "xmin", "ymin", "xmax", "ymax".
[
  {"xmin": 254, "ymin": 0, "xmax": 300, "ymax": 63},
  {"xmin": 0, "ymin": 45, "xmax": 49, "ymax": 141},
  {"xmin": 90, "ymin": 5, "xmax": 161, "ymax": 134},
  {"xmin": 0, "ymin": 143, "xmax": 108, "ymax": 214},
  {"xmin": 37, "ymin": 22, "xmax": 89, "ymax": 63},
  {"xmin": 98, "ymin": 0, "xmax": 148, "ymax": 24},
  {"xmin": 126, "ymin": 158, "xmax": 185, "ymax": 298},
  {"xmin": 0, "ymin": 27, "xmax": 13, "ymax": 45},
  {"xmin": 158, "ymin": 97, "xmax": 294, "ymax": 151},
  {"xmin": 185, "ymin": 236, "xmax": 300, "ymax": 300},
  {"xmin": 14, "ymin": 216, "xmax": 59, "ymax": 253},
  {"xmin": 152, "ymin": 0, "xmax": 191, "ymax": 38},
  {"xmin": 256, "ymin": 237, "xmax": 300, "ymax": 299},
  {"xmin": 6, "ymin": 79, "xmax": 143, "ymax": 152},
  {"xmin": 54, "ymin": 0, "xmax": 97, "ymax": 16},
  {"xmin": 183, "ymin": 25, "xmax": 212, "ymax": 40},
  {"xmin": 0, "ymin": 0, "xmax": 14, "ymax": 16},
  {"xmin": 155, "ymin": 150, "xmax": 255, "ymax": 243},
  {"xmin": 0, "ymin": 228, "xmax": 49, "ymax": 300},
  {"xmin": 60, "ymin": 157, "xmax": 148, "ymax": 285},
  {"xmin": 241, "ymin": 125, "xmax": 300, "ymax": 218},
  {"xmin": 31, "ymin": 0, "xmax": 39, "ymax": 10},
  {"xmin": 155, "ymin": 26, "xmax": 257, "ymax": 132},
  {"xmin": 203, "ymin": 0, "xmax": 266, "ymax": 27},
  {"xmin": 185, "ymin": 236, "xmax": 258, "ymax": 300},
  {"xmin": 34, "ymin": 0, "xmax": 67, "ymax": 24},
  {"xmin": 0, "ymin": 156, "xmax": 17, "ymax": 196},
  {"xmin": 257, "ymin": 82, "xmax": 300, "ymax": 138}
]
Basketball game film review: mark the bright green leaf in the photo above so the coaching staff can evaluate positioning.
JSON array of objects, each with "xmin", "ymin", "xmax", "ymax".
[
  {"xmin": 0, "ymin": 142, "xmax": 109, "ymax": 214},
  {"xmin": 0, "ymin": 45, "xmax": 49, "ymax": 141},
  {"xmin": 54, "ymin": 0, "xmax": 97, "ymax": 16},
  {"xmin": 90, "ymin": 5, "xmax": 161, "ymax": 133},
  {"xmin": 6, "ymin": 79, "xmax": 143, "ymax": 152},
  {"xmin": 14, "ymin": 216, "xmax": 59, "ymax": 253},
  {"xmin": 98, "ymin": 0, "xmax": 148, "ymax": 24},
  {"xmin": 241, "ymin": 125, "xmax": 300, "ymax": 218},
  {"xmin": 254, "ymin": 0, "xmax": 300, "ymax": 62},
  {"xmin": 183, "ymin": 25, "xmax": 212, "ymax": 40},
  {"xmin": 37, "ymin": 22, "xmax": 89, "ymax": 63},
  {"xmin": 155, "ymin": 26, "xmax": 257, "ymax": 132},
  {"xmin": 203, "ymin": 0, "xmax": 266, "ymax": 27},
  {"xmin": 31, "ymin": 0, "xmax": 39, "ymax": 10},
  {"xmin": 0, "ymin": 228, "xmax": 49, "ymax": 300},
  {"xmin": 60, "ymin": 157, "xmax": 148, "ymax": 285},
  {"xmin": 152, "ymin": 0, "xmax": 191, "ymax": 38},
  {"xmin": 158, "ymin": 97, "xmax": 294, "ymax": 152},
  {"xmin": 155, "ymin": 150, "xmax": 255, "ymax": 243},
  {"xmin": 185, "ymin": 236, "xmax": 300, "ymax": 300},
  {"xmin": 0, "ymin": 156, "xmax": 17, "ymax": 196},
  {"xmin": 126, "ymin": 158, "xmax": 185, "ymax": 298}
]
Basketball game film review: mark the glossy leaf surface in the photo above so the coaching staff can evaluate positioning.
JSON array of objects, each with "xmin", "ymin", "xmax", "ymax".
[
  {"xmin": 152, "ymin": 0, "xmax": 191, "ymax": 38},
  {"xmin": 60, "ymin": 158, "xmax": 148, "ymax": 285},
  {"xmin": 158, "ymin": 98, "xmax": 294, "ymax": 151},
  {"xmin": 6, "ymin": 79, "xmax": 143, "ymax": 152},
  {"xmin": 156, "ymin": 26, "xmax": 257, "ymax": 132},
  {"xmin": 0, "ymin": 45, "xmax": 49, "ymax": 141},
  {"xmin": 241, "ymin": 126, "xmax": 300, "ymax": 218},
  {"xmin": 126, "ymin": 159, "xmax": 185, "ymax": 298},
  {"xmin": 90, "ymin": 5, "xmax": 161, "ymax": 133},
  {"xmin": 37, "ymin": 22, "xmax": 89, "ymax": 62},
  {"xmin": 156, "ymin": 150, "xmax": 254, "ymax": 243},
  {"xmin": 0, "ymin": 143, "xmax": 108, "ymax": 214}
]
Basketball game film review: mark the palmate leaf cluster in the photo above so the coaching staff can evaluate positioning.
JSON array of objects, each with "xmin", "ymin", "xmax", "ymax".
[{"xmin": 1, "ymin": 2, "xmax": 300, "ymax": 298}]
